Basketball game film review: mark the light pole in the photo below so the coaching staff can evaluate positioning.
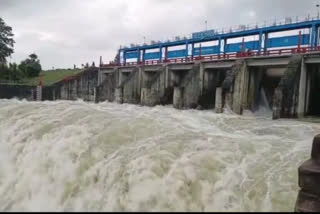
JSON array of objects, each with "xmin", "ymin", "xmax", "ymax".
[
  {"xmin": 317, "ymin": 3, "xmax": 320, "ymax": 19},
  {"xmin": 205, "ymin": 20, "xmax": 208, "ymax": 31}
]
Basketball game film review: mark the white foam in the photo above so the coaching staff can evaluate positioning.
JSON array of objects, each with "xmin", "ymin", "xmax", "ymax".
[{"xmin": 0, "ymin": 100, "xmax": 319, "ymax": 211}]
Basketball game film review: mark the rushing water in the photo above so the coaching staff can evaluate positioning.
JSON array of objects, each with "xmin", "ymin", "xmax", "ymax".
[{"xmin": 0, "ymin": 99, "xmax": 319, "ymax": 212}]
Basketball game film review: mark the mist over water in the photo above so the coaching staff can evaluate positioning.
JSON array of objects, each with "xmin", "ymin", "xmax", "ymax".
[{"xmin": 0, "ymin": 99, "xmax": 319, "ymax": 212}]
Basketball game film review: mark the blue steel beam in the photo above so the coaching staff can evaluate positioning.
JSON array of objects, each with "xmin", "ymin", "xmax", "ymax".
[
  {"xmin": 185, "ymin": 41, "xmax": 189, "ymax": 58},
  {"xmin": 218, "ymin": 38, "xmax": 221, "ymax": 55},
  {"xmin": 258, "ymin": 31, "xmax": 263, "ymax": 53},
  {"xmin": 311, "ymin": 24, "xmax": 319, "ymax": 47},
  {"xmin": 121, "ymin": 20, "xmax": 320, "ymax": 52},
  {"xmin": 159, "ymin": 45, "xmax": 162, "ymax": 61}
]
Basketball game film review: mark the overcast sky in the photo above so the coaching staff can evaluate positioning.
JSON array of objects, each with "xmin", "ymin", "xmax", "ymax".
[{"xmin": 0, "ymin": 0, "xmax": 318, "ymax": 69}]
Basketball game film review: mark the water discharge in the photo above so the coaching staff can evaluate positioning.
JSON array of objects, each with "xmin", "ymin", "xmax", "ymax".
[{"xmin": 0, "ymin": 99, "xmax": 319, "ymax": 212}]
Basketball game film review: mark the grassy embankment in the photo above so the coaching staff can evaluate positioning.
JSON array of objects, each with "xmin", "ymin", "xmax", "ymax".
[{"xmin": 21, "ymin": 69, "xmax": 83, "ymax": 86}]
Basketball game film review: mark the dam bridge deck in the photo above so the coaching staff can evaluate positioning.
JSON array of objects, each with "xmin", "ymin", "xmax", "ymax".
[{"xmin": 101, "ymin": 46, "xmax": 320, "ymax": 68}]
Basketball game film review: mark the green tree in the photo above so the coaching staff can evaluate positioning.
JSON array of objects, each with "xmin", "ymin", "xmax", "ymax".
[
  {"xmin": 19, "ymin": 53, "xmax": 42, "ymax": 77},
  {"xmin": 0, "ymin": 18, "xmax": 15, "ymax": 64},
  {"xmin": 0, "ymin": 63, "xmax": 10, "ymax": 80},
  {"xmin": 8, "ymin": 62, "xmax": 21, "ymax": 81}
]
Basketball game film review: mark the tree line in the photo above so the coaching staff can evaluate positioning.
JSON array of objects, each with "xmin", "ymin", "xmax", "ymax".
[{"xmin": 0, "ymin": 17, "xmax": 42, "ymax": 81}]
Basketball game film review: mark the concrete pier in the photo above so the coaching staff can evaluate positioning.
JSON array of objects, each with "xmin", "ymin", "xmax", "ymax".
[
  {"xmin": 173, "ymin": 87, "xmax": 184, "ymax": 109},
  {"xmin": 115, "ymin": 87, "xmax": 123, "ymax": 104},
  {"xmin": 141, "ymin": 88, "xmax": 159, "ymax": 107},
  {"xmin": 36, "ymin": 85, "xmax": 42, "ymax": 101},
  {"xmin": 295, "ymin": 134, "xmax": 320, "ymax": 212},
  {"xmin": 215, "ymin": 87, "xmax": 223, "ymax": 113}
]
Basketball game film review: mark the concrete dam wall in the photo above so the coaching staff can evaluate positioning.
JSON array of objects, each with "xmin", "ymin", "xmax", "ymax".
[
  {"xmin": 96, "ymin": 53, "xmax": 320, "ymax": 119},
  {"xmin": 0, "ymin": 68, "xmax": 99, "ymax": 102},
  {"xmin": 2, "ymin": 53, "xmax": 319, "ymax": 120},
  {"xmin": 52, "ymin": 68, "xmax": 98, "ymax": 102},
  {"xmin": 0, "ymin": 84, "xmax": 35, "ymax": 100}
]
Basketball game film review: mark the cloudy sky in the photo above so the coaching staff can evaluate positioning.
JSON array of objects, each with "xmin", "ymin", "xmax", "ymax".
[{"xmin": 0, "ymin": 0, "xmax": 318, "ymax": 69}]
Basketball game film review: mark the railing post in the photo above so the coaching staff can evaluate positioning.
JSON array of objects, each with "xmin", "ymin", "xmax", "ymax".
[
  {"xmin": 164, "ymin": 47, "xmax": 168, "ymax": 63},
  {"xmin": 137, "ymin": 48, "xmax": 141, "ymax": 64},
  {"xmin": 142, "ymin": 49, "xmax": 146, "ymax": 64},
  {"xmin": 185, "ymin": 41, "xmax": 189, "ymax": 60},
  {"xmin": 311, "ymin": 24, "xmax": 318, "ymax": 48},
  {"xmin": 218, "ymin": 37, "xmax": 222, "ymax": 57},
  {"xmin": 159, "ymin": 45, "xmax": 163, "ymax": 62},
  {"xmin": 298, "ymin": 30, "xmax": 302, "ymax": 53},
  {"xmin": 191, "ymin": 43, "xmax": 194, "ymax": 61},
  {"xmin": 258, "ymin": 31, "xmax": 263, "ymax": 54},
  {"xmin": 295, "ymin": 134, "xmax": 320, "ymax": 212},
  {"xmin": 264, "ymin": 33, "xmax": 269, "ymax": 55},
  {"xmin": 123, "ymin": 50, "xmax": 127, "ymax": 66}
]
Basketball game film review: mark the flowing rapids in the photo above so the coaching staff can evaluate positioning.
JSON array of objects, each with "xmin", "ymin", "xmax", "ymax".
[{"xmin": 0, "ymin": 99, "xmax": 319, "ymax": 212}]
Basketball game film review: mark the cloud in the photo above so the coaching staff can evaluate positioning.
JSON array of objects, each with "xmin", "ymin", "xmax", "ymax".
[{"xmin": 0, "ymin": 0, "xmax": 317, "ymax": 69}]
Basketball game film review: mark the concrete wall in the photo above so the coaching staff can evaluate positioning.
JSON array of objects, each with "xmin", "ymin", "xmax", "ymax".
[
  {"xmin": 53, "ymin": 68, "xmax": 99, "ymax": 102},
  {"xmin": 140, "ymin": 66, "xmax": 165, "ymax": 106},
  {"xmin": 0, "ymin": 84, "xmax": 35, "ymax": 100},
  {"xmin": 95, "ymin": 56, "xmax": 309, "ymax": 119},
  {"xmin": 96, "ymin": 70, "xmax": 118, "ymax": 102},
  {"xmin": 273, "ymin": 56, "xmax": 302, "ymax": 119}
]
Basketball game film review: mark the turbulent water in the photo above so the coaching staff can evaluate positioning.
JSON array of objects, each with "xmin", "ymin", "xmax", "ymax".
[{"xmin": 0, "ymin": 99, "xmax": 319, "ymax": 212}]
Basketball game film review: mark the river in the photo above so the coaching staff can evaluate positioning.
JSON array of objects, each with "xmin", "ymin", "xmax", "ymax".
[{"xmin": 0, "ymin": 99, "xmax": 319, "ymax": 212}]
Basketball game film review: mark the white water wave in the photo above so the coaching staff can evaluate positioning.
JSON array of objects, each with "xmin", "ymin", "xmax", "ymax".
[{"xmin": 0, "ymin": 99, "xmax": 319, "ymax": 212}]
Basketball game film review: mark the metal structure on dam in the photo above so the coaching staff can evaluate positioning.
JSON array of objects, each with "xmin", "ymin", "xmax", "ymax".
[{"xmin": 114, "ymin": 15, "xmax": 319, "ymax": 66}]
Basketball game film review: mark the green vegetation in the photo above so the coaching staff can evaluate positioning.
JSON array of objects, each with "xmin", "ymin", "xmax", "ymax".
[
  {"xmin": 22, "ymin": 68, "xmax": 83, "ymax": 86},
  {"xmin": 0, "ymin": 17, "xmax": 14, "ymax": 64},
  {"xmin": 19, "ymin": 53, "xmax": 42, "ymax": 78},
  {"xmin": 0, "ymin": 53, "xmax": 43, "ymax": 82}
]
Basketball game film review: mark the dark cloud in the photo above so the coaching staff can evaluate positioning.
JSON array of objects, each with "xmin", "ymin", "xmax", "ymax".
[{"xmin": 0, "ymin": 0, "xmax": 318, "ymax": 69}]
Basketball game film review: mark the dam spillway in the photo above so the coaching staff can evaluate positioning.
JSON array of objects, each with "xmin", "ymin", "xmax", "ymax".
[{"xmin": 97, "ymin": 52, "xmax": 320, "ymax": 120}]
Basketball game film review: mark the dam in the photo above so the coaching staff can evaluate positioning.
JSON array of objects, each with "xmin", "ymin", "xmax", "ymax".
[
  {"xmin": 94, "ymin": 16, "xmax": 320, "ymax": 120},
  {"xmin": 1, "ymin": 14, "xmax": 320, "ymax": 212},
  {"xmin": 2, "ymin": 15, "xmax": 320, "ymax": 121}
]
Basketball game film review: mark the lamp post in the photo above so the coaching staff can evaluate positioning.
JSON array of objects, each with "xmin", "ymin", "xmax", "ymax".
[{"xmin": 317, "ymin": 2, "xmax": 320, "ymax": 19}]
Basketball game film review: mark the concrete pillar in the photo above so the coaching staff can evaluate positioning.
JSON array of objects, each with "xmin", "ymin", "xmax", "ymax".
[
  {"xmin": 94, "ymin": 87, "xmax": 98, "ymax": 103},
  {"xmin": 306, "ymin": 68, "xmax": 312, "ymax": 114},
  {"xmin": 247, "ymin": 69, "xmax": 256, "ymax": 110},
  {"xmin": 295, "ymin": 134, "xmax": 320, "ymax": 212},
  {"xmin": 232, "ymin": 61, "xmax": 249, "ymax": 115},
  {"xmin": 115, "ymin": 87, "xmax": 123, "ymax": 104},
  {"xmin": 241, "ymin": 63, "xmax": 250, "ymax": 110},
  {"xmin": 141, "ymin": 88, "xmax": 159, "ymax": 107},
  {"xmin": 215, "ymin": 87, "xmax": 223, "ymax": 113},
  {"xmin": 118, "ymin": 70, "xmax": 123, "ymax": 87},
  {"xmin": 31, "ymin": 88, "xmax": 35, "ymax": 101},
  {"xmin": 53, "ymin": 89, "xmax": 56, "ymax": 101},
  {"xmin": 199, "ymin": 63, "xmax": 205, "ymax": 95},
  {"xmin": 173, "ymin": 87, "xmax": 184, "ymax": 109},
  {"xmin": 36, "ymin": 85, "xmax": 42, "ymax": 101},
  {"xmin": 138, "ymin": 67, "xmax": 142, "ymax": 98},
  {"xmin": 298, "ymin": 58, "xmax": 307, "ymax": 118},
  {"xmin": 165, "ymin": 65, "xmax": 170, "ymax": 88}
]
